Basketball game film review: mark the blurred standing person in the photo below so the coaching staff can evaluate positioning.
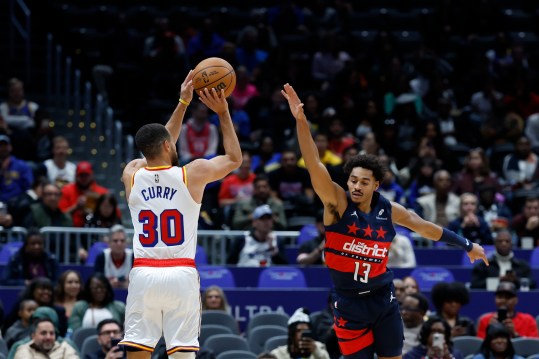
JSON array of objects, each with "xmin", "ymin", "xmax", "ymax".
[
  {"xmin": 41, "ymin": 136, "xmax": 76, "ymax": 189},
  {"xmin": 0, "ymin": 134, "xmax": 33, "ymax": 202},
  {"xmin": 0, "ymin": 78, "xmax": 39, "ymax": 160},
  {"xmin": 178, "ymin": 100, "xmax": 219, "ymax": 164},
  {"xmin": 58, "ymin": 161, "xmax": 110, "ymax": 227}
]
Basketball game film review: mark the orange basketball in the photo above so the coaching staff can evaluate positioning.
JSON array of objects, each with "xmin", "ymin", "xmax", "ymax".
[{"xmin": 192, "ymin": 57, "xmax": 236, "ymax": 98}]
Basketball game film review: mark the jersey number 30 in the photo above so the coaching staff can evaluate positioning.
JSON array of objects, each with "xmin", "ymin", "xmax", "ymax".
[
  {"xmin": 138, "ymin": 209, "xmax": 184, "ymax": 247},
  {"xmin": 354, "ymin": 262, "xmax": 371, "ymax": 283}
]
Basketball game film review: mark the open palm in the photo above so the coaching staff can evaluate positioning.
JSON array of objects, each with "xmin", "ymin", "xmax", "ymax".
[{"xmin": 281, "ymin": 83, "xmax": 305, "ymax": 120}]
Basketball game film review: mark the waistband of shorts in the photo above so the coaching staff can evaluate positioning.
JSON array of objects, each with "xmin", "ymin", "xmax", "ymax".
[
  {"xmin": 335, "ymin": 283, "xmax": 389, "ymax": 298},
  {"xmin": 133, "ymin": 258, "xmax": 196, "ymax": 268}
]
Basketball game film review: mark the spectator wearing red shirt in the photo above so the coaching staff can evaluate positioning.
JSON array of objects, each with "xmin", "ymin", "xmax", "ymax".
[
  {"xmin": 476, "ymin": 281, "xmax": 539, "ymax": 339},
  {"xmin": 58, "ymin": 161, "xmax": 110, "ymax": 227}
]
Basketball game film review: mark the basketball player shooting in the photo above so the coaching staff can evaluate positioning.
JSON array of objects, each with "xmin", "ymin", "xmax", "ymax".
[
  {"xmin": 119, "ymin": 70, "xmax": 242, "ymax": 359},
  {"xmin": 281, "ymin": 83, "xmax": 489, "ymax": 359}
]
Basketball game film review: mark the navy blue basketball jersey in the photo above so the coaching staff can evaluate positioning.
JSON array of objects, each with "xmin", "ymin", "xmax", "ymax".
[{"xmin": 324, "ymin": 192, "xmax": 396, "ymax": 292}]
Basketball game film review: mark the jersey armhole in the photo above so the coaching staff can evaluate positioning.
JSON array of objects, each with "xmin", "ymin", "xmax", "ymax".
[{"xmin": 181, "ymin": 166, "xmax": 188, "ymax": 186}]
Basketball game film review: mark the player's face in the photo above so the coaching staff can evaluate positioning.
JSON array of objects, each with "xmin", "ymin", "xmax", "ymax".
[{"xmin": 347, "ymin": 167, "xmax": 379, "ymax": 204}]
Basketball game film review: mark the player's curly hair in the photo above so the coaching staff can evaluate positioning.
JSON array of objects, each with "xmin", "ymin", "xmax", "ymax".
[
  {"xmin": 135, "ymin": 123, "xmax": 171, "ymax": 159},
  {"xmin": 342, "ymin": 154, "xmax": 386, "ymax": 182}
]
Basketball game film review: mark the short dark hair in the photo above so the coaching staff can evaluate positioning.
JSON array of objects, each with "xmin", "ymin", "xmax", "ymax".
[
  {"xmin": 431, "ymin": 282, "xmax": 470, "ymax": 312},
  {"xmin": 407, "ymin": 292, "xmax": 430, "ymax": 314},
  {"xmin": 31, "ymin": 318, "xmax": 55, "ymax": 333},
  {"xmin": 254, "ymin": 174, "xmax": 269, "ymax": 186},
  {"xmin": 135, "ymin": 123, "xmax": 170, "ymax": 159},
  {"xmin": 97, "ymin": 318, "xmax": 123, "ymax": 333},
  {"xmin": 343, "ymin": 154, "xmax": 386, "ymax": 182}
]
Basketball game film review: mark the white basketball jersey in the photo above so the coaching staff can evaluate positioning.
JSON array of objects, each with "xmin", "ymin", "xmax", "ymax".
[{"xmin": 129, "ymin": 166, "xmax": 201, "ymax": 259}]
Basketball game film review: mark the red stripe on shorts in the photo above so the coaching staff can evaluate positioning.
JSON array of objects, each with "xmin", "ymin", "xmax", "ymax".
[
  {"xmin": 334, "ymin": 325, "xmax": 373, "ymax": 355},
  {"xmin": 133, "ymin": 258, "xmax": 196, "ymax": 267}
]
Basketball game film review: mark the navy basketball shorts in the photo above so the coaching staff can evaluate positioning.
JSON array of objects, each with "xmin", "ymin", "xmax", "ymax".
[{"xmin": 331, "ymin": 283, "xmax": 403, "ymax": 358}]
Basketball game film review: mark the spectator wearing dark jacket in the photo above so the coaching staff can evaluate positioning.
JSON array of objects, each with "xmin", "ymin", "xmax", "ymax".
[{"xmin": 2, "ymin": 228, "xmax": 59, "ymax": 286}]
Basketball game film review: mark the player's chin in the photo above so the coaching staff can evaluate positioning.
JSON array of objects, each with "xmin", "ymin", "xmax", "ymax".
[{"xmin": 350, "ymin": 193, "xmax": 362, "ymax": 202}]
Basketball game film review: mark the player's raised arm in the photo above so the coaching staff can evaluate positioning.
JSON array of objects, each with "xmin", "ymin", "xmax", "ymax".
[
  {"xmin": 281, "ymin": 83, "xmax": 342, "ymax": 207},
  {"xmin": 165, "ymin": 70, "xmax": 194, "ymax": 143},
  {"xmin": 391, "ymin": 201, "xmax": 489, "ymax": 265},
  {"xmin": 187, "ymin": 88, "xmax": 242, "ymax": 187}
]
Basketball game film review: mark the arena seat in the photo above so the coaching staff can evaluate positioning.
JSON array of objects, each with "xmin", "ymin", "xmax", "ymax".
[{"xmin": 410, "ymin": 267, "xmax": 455, "ymax": 291}]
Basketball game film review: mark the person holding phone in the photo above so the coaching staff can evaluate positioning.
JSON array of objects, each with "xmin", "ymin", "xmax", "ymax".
[
  {"xmin": 403, "ymin": 316, "xmax": 463, "ymax": 359},
  {"xmin": 476, "ymin": 281, "xmax": 539, "ymax": 339},
  {"xmin": 270, "ymin": 307, "xmax": 330, "ymax": 359},
  {"xmin": 86, "ymin": 318, "xmax": 125, "ymax": 359}
]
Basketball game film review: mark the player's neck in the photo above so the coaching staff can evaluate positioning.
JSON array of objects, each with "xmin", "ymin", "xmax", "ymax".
[{"xmin": 146, "ymin": 157, "xmax": 172, "ymax": 168}]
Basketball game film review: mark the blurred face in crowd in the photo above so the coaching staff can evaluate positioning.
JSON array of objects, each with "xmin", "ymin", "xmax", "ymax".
[
  {"xmin": 494, "ymin": 231, "xmax": 512, "ymax": 256},
  {"xmin": 281, "ymin": 151, "xmax": 298, "ymax": 171},
  {"xmin": 515, "ymin": 136, "xmax": 531, "ymax": 158},
  {"xmin": 393, "ymin": 279, "xmax": 405, "ymax": 304},
  {"xmin": 97, "ymin": 322, "xmax": 123, "ymax": 351},
  {"xmin": 8, "ymin": 80, "xmax": 24, "ymax": 104},
  {"xmin": 204, "ymin": 289, "xmax": 224, "ymax": 310},
  {"xmin": 523, "ymin": 199, "xmax": 539, "ymax": 219},
  {"xmin": 433, "ymin": 170, "xmax": 451, "ymax": 194},
  {"xmin": 238, "ymin": 154, "xmax": 252, "ymax": 179},
  {"xmin": 63, "ymin": 271, "xmax": 82, "ymax": 299},
  {"xmin": 254, "ymin": 179, "xmax": 271, "ymax": 201},
  {"xmin": 460, "ymin": 193, "xmax": 478, "ymax": 215},
  {"xmin": 19, "ymin": 300, "xmax": 38, "ymax": 324},
  {"xmin": 89, "ymin": 277, "xmax": 108, "ymax": 305},
  {"xmin": 25, "ymin": 234, "xmax": 45, "ymax": 259},
  {"xmin": 403, "ymin": 276, "xmax": 419, "ymax": 294},
  {"xmin": 110, "ymin": 231, "xmax": 127, "ymax": 257},
  {"xmin": 32, "ymin": 321, "xmax": 56, "ymax": 352},
  {"xmin": 52, "ymin": 138, "xmax": 70, "ymax": 161},
  {"xmin": 33, "ymin": 284, "xmax": 53, "ymax": 305},
  {"xmin": 400, "ymin": 295, "xmax": 424, "ymax": 328},
  {"xmin": 490, "ymin": 335, "xmax": 509, "ymax": 354},
  {"xmin": 42, "ymin": 184, "xmax": 61, "ymax": 210}
]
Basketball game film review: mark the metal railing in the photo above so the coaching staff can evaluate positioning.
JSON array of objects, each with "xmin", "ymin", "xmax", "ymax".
[{"xmin": 0, "ymin": 227, "xmax": 301, "ymax": 265}]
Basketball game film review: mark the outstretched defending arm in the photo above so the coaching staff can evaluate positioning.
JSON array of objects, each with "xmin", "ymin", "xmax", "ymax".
[
  {"xmin": 281, "ymin": 83, "xmax": 342, "ymax": 208},
  {"xmin": 165, "ymin": 70, "xmax": 194, "ymax": 143},
  {"xmin": 391, "ymin": 201, "xmax": 489, "ymax": 265}
]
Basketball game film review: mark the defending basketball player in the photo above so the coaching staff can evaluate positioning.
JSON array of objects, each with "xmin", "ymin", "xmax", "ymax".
[
  {"xmin": 281, "ymin": 83, "xmax": 489, "ymax": 359},
  {"xmin": 119, "ymin": 70, "xmax": 242, "ymax": 359}
]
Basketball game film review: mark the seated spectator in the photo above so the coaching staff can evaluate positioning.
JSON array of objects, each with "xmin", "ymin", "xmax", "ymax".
[
  {"xmin": 3, "ymin": 277, "xmax": 68, "ymax": 337},
  {"xmin": 328, "ymin": 145, "xmax": 359, "ymax": 189},
  {"xmin": 404, "ymin": 316, "xmax": 464, "ymax": 359},
  {"xmin": 296, "ymin": 211, "xmax": 325, "ymax": 265},
  {"xmin": 471, "ymin": 229, "xmax": 535, "ymax": 289},
  {"xmin": 7, "ymin": 306, "xmax": 76, "ymax": 359},
  {"xmin": 59, "ymin": 161, "xmax": 110, "ymax": 227},
  {"xmin": 0, "ymin": 134, "xmax": 33, "ymax": 203},
  {"xmin": 378, "ymin": 154, "xmax": 406, "ymax": 205},
  {"xmin": 326, "ymin": 117, "xmax": 356, "ymax": 159},
  {"xmin": 3, "ymin": 299, "xmax": 38, "ymax": 349},
  {"xmin": 40, "ymin": 136, "xmax": 76, "ymax": 189},
  {"xmin": 2, "ymin": 228, "xmax": 59, "ymax": 286},
  {"xmin": 401, "ymin": 293, "xmax": 429, "ymax": 354},
  {"xmin": 231, "ymin": 174, "xmax": 287, "ymax": 230},
  {"xmin": 22, "ymin": 183, "xmax": 72, "ymax": 228},
  {"xmin": 268, "ymin": 149, "xmax": 315, "ymax": 216},
  {"xmin": 403, "ymin": 276, "xmax": 420, "ymax": 295},
  {"xmin": 477, "ymin": 183, "xmax": 512, "ymax": 233},
  {"xmin": 472, "ymin": 322, "xmax": 525, "ymax": 359},
  {"xmin": 218, "ymin": 151, "xmax": 255, "ymax": 224},
  {"xmin": 452, "ymin": 148, "xmax": 501, "ymax": 196},
  {"xmin": 476, "ymin": 281, "xmax": 538, "ymax": 339},
  {"xmin": 511, "ymin": 196, "xmax": 539, "ymax": 247},
  {"xmin": 11, "ymin": 318, "xmax": 78, "ymax": 359},
  {"xmin": 430, "ymin": 282, "xmax": 475, "ymax": 337},
  {"xmin": 68, "ymin": 273, "xmax": 125, "ymax": 331},
  {"xmin": 0, "ymin": 78, "xmax": 39, "ymax": 161},
  {"xmin": 86, "ymin": 318, "xmax": 124, "ymax": 359},
  {"xmin": 387, "ymin": 232, "xmax": 416, "ymax": 268},
  {"xmin": 250, "ymin": 135, "xmax": 281, "ymax": 174},
  {"xmin": 94, "ymin": 225, "xmax": 133, "ymax": 289},
  {"xmin": 298, "ymin": 132, "xmax": 342, "ymax": 169},
  {"xmin": 415, "ymin": 169, "xmax": 460, "ymax": 228},
  {"xmin": 178, "ymin": 100, "xmax": 219, "ymax": 164},
  {"xmin": 271, "ymin": 307, "xmax": 330, "ymax": 359},
  {"xmin": 227, "ymin": 204, "xmax": 288, "ymax": 266},
  {"xmin": 502, "ymin": 135, "xmax": 538, "ymax": 190},
  {"xmin": 54, "ymin": 270, "xmax": 83, "ymax": 319},
  {"xmin": 201, "ymin": 285, "xmax": 230, "ymax": 312},
  {"xmin": 85, "ymin": 193, "xmax": 122, "ymax": 228},
  {"xmin": 393, "ymin": 278, "xmax": 406, "ymax": 305},
  {"xmin": 4, "ymin": 176, "xmax": 45, "ymax": 227},
  {"xmin": 447, "ymin": 193, "xmax": 493, "ymax": 245}
]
